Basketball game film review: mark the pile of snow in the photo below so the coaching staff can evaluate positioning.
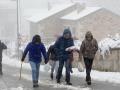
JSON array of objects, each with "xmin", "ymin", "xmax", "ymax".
[
  {"xmin": 9, "ymin": 87, "xmax": 24, "ymax": 90},
  {"xmin": 98, "ymin": 33, "xmax": 120, "ymax": 58},
  {"xmin": 40, "ymin": 80, "xmax": 90, "ymax": 90}
]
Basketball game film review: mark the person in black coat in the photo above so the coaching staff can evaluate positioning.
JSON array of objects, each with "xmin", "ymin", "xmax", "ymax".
[
  {"xmin": 55, "ymin": 28, "xmax": 74, "ymax": 85},
  {"xmin": 0, "ymin": 40, "xmax": 7, "ymax": 75},
  {"xmin": 47, "ymin": 44, "xmax": 59, "ymax": 80}
]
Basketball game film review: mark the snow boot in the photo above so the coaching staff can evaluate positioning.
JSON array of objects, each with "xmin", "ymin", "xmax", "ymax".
[
  {"xmin": 33, "ymin": 81, "xmax": 39, "ymax": 88},
  {"xmin": 57, "ymin": 79, "xmax": 61, "ymax": 84},
  {"xmin": 50, "ymin": 73, "xmax": 53, "ymax": 80},
  {"xmin": 87, "ymin": 81, "xmax": 91, "ymax": 85},
  {"xmin": 66, "ymin": 82, "xmax": 72, "ymax": 85}
]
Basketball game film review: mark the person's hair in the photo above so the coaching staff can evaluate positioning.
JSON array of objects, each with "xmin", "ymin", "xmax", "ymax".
[
  {"xmin": 32, "ymin": 35, "xmax": 41, "ymax": 44},
  {"xmin": 85, "ymin": 31, "xmax": 93, "ymax": 39}
]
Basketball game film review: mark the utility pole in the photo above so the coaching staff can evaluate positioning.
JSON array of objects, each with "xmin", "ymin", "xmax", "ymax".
[{"xmin": 17, "ymin": 0, "xmax": 21, "ymax": 59}]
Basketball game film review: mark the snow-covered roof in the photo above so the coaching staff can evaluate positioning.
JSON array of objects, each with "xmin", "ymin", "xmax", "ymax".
[
  {"xmin": 61, "ymin": 7, "xmax": 101, "ymax": 20},
  {"xmin": 0, "ymin": 0, "xmax": 16, "ymax": 9},
  {"xmin": 24, "ymin": 4, "xmax": 75, "ymax": 23}
]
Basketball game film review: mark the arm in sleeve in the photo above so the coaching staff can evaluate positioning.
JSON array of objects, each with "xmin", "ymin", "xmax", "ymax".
[
  {"xmin": 94, "ymin": 39, "xmax": 98, "ymax": 52},
  {"xmin": 80, "ymin": 41, "xmax": 85, "ymax": 54},
  {"xmin": 47, "ymin": 46, "xmax": 52, "ymax": 60},
  {"xmin": 2, "ymin": 43, "xmax": 7, "ymax": 49},
  {"xmin": 54, "ymin": 38, "xmax": 61, "ymax": 59},
  {"xmin": 41, "ymin": 44, "xmax": 48, "ymax": 62},
  {"xmin": 71, "ymin": 39, "xmax": 74, "ymax": 46},
  {"xmin": 21, "ymin": 44, "xmax": 30, "ymax": 61},
  {"xmin": 79, "ymin": 41, "xmax": 85, "ymax": 61},
  {"xmin": 54, "ymin": 38, "xmax": 60, "ymax": 53}
]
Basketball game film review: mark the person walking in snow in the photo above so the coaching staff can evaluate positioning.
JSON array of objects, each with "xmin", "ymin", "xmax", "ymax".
[
  {"xmin": 80, "ymin": 31, "xmax": 98, "ymax": 85},
  {"xmin": 0, "ymin": 40, "xmax": 7, "ymax": 75},
  {"xmin": 55, "ymin": 28, "xmax": 74, "ymax": 85},
  {"xmin": 21, "ymin": 35, "xmax": 48, "ymax": 88},
  {"xmin": 47, "ymin": 44, "xmax": 59, "ymax": 80}
]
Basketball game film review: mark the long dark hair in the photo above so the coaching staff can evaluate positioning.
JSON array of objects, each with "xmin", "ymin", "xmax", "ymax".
[{"xmin": 32, "ymin": 35, "xmax": 41, "ymax": 44}]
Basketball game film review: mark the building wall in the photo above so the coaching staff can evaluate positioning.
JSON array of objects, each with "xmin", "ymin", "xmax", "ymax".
[
  {"xmin": 29, "ymin": 4, "xmax": 77, "ymax": 44},
  {"xmin": 61, "ymin": 9, "xmax": 120, "ymax": 41}
]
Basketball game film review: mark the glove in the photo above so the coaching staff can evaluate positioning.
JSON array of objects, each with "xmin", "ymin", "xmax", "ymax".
[
  {"xmin": 21, "ymin": 58, "xmax": 24, "ymax": 62},
  {"xmin": 45, "ymin": 60, "xmax": 48, "ymax": 64}
]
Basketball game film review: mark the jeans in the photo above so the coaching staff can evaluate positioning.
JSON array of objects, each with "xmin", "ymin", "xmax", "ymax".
[
  {"xmin": 84, "ymin": 57, "xmax": 93, "ymax": 81},
  {"xmin": 30, "ymin": 61, "xmax": 40, "ymax": 82},
  {"xmin": 49, "ymin": 60, "xmax": 59, "ymax": 75},
  {"xmin": 57, "ymin": 59, "xmax": 71, "ymax": 83}
]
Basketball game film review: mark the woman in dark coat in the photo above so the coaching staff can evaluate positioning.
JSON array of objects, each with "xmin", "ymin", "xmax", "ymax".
[{"xmin": 80, "ymin": 31, "xmax": 98, "ymax": 85}]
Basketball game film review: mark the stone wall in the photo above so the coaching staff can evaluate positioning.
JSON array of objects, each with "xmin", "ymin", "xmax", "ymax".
[{"xmin": 72, "ymin": 48, "xmax": 120, "ymax": 72}]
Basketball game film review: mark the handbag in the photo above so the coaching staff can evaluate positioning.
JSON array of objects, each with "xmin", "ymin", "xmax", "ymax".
[
  {"xmin": 78, "ymin": 54, "xmax": 84, "ymax": 72},
  {"xmin": 78, "ymin": 61, "xmax": 84, "ymax": 72}
]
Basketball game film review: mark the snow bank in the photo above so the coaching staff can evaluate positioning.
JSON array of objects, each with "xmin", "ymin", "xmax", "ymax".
[
  {"xmin": 98, "ymin": 33, "xmax": 120, "ymax": 58},
  {"xmin": 9, "ymin": 87, "xmax": 24, "ymax": 90}
]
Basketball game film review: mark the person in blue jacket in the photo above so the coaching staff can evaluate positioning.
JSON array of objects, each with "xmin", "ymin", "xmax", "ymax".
[
  {"xmin": 55, "ymin": 28, "xmax": 74, "ymax": 85},
  {"xmin": 21, "ymin": 35, "xmax": 48, "ymax": 88}
]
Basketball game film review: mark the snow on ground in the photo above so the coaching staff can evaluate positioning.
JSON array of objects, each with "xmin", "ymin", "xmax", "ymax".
[
  {"xmin": 2, "ymin": 55, "xmax": 91, "ymax": 90},
  {"xmin": 2, "ymin": 54, "xmax": 120, "ymax": 85},
  {"xmin": 72, "ymin": 68, "xmax": 120, "ymax": 84}
]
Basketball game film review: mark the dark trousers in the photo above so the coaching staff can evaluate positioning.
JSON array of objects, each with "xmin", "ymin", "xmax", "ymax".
[
  {"xmin": 57, "ymin": 59, "xmax": 71, "ymax": 83},
  {"xmin": 0, "ymin": 58, "xmax": 2, "ymax": 73},
  {"xmin": 84, "ymin": 57, "xmax": 93, "ymax": 81}
]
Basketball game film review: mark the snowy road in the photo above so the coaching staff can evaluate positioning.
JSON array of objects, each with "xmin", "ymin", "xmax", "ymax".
[{"xmin": 0, "ymin": 64, "xmax": 120, "ymax": 90}]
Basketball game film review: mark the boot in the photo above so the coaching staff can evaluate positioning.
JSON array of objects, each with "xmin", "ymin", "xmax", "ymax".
[
  {"xmin": 66, "ymin": 82, "xmax": 72, "ymax": 85},
  {"xmin": 86, "ymin": 75, "xmax": 91, "ymax": 85},
  {"xmin": 87, "ymin": 81, "xmax": 91, "ymax": 85},
  {"xmin": 33, "ymin": 81, "xmax": 39, "ymax": 88},
  {"xmin": 50, "ymin": 73, "xmax": 53, "ymax": 80},
  {"xmin": 57, "ymin": 79, "xmax": 60, "ymax": 84}
]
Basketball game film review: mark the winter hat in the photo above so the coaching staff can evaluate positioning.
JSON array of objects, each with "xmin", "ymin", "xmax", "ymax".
[{"xmin": 63, "ymin": 28, "xmax": 72, "ymax": 37}]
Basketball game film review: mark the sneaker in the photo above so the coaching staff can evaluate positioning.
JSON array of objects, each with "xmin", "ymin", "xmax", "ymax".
[
  {"xmin": 57, "ymin": 80, "xmax": 60, "ymax": 84},
  {"xmin": 50, "ymin": 73, "xmax": 53, "ymax": 80},
  {"xmin": 66, "ymin": 82, "xmax": 72, "ymax": 85},
  {"xmin": 33, "ymin": 84, "xmax": 39, "ymax": 88},
  {"xmin": 33, "ymin": 81, "xmax": 39, "ymax": 88}
]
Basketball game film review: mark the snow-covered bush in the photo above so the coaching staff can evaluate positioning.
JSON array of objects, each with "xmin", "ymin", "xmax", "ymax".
[{"xmin": 99, "ymin": 33, "xmax": 120, "ymax": 58}]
